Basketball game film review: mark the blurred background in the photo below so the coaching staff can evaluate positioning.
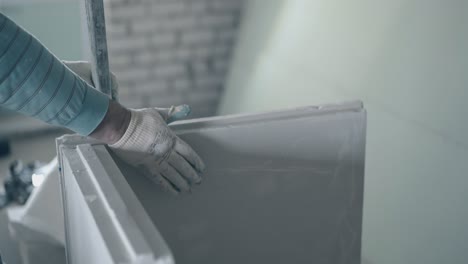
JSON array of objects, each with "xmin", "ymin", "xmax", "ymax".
[{"xmin": 0, "ymin": 0, "xmax": 467, "ymax": 263}]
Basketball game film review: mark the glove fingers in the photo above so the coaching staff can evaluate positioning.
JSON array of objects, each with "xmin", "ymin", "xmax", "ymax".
[
  {"xmin": 175, "ymin": 139, "xmax": 205, "ymax": 173},
  {"xmin": 159, "ymin": 162, "xmax": 191, "ymax": 192},
  {"xmin": 169, "ymin": 152, "xmax": 202, "ymax": 184},
  {"xmin": 143, "ymin": 168, "xmax": 179, "ymax": 195},
  {"xmin": 167, "ymin": 104, "xmax": 191, "ymax": 123},
  {"xmin": 154, "ymin": 104, "xmax": 191, "ymax": 124}
]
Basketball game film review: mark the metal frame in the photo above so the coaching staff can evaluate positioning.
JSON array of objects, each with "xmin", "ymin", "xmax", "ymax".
[{"xmin": 57, "ymin": 136, "xmax": 173, "ymax": 264}]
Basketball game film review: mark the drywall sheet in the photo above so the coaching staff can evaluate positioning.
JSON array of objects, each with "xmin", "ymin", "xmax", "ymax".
[
  {"xmin": 115, "ymin": 101, "xmax": 367, "ymax": 264},
  {"xmin": 59, "ymin": 101, "xmax": 366, "ymax": 264}
]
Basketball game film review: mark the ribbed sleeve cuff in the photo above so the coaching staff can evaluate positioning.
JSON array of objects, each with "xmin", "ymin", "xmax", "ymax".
[{"xmin": 109, "ymin": 109, "xmax": 157, "ymax": 152}]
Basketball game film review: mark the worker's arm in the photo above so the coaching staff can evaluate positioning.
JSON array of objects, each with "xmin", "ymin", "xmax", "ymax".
[
  {"xmin": 0, "ymin": 13, "xmax": 109, "ymax": 135},
  {"xmin": 0, "ymin": 13, "xmax": 204, "ymax": 193}
]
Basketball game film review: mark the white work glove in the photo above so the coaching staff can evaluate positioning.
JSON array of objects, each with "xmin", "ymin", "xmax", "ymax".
[
  {"xmin": 64, "ymin": 61, "xmax": 205, "ymax": 194},
  {"xmin": 109, "ymin": 107, "xmax": 205, "ymax": 194}
]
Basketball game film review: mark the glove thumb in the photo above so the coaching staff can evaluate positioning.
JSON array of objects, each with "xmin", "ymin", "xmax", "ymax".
[{"xmin": 155, "ymin": 104, "xmax": 191, "ymax": 124}]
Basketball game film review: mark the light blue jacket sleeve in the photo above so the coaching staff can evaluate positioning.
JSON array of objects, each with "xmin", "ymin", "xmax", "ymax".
[{"xmin": 0, "ymin": 13, "xmax": 109, "ymax": 135}]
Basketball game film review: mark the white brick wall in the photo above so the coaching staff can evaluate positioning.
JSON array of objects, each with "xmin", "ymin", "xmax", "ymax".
[{"xmin": 106, "ymin": 0, "xmax": 244, "ymax": 118}]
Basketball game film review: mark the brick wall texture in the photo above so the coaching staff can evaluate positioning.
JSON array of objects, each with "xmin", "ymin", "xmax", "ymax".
[{"xmin": 106, "ymin": 0, "xmax": 244, "ymax": 118}]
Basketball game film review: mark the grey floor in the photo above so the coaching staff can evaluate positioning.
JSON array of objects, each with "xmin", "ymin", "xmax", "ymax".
[{"xmin": 0, "ymin": 130, "xmax": 64, "ymax": 264}]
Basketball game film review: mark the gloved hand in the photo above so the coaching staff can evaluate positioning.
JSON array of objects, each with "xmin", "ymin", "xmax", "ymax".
[
  {"xmin": 64, "ymin": 61, "xmax": 205, "ymax": 194},
  {"xmin": 109, "ymin": 107, "xmax": 205, "ymax": 194}
]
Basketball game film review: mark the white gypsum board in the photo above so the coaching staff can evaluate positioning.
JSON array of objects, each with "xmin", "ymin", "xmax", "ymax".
[{"xmin": 112, "ymin": 100, "xmax": 366, "ymax": 264}]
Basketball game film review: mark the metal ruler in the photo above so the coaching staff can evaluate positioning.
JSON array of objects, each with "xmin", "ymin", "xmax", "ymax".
[{"xmin": 84, "ymin": 0, "xmax": 117, "ymax": 100}]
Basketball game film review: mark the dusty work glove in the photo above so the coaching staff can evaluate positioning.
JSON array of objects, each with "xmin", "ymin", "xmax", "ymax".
[
  {"xmin": 109, "ymin": 107, "xmax": 205, "ymax": 194},
  {"xmin": 65, "ymin": 61, "xmax": 205, "ymax": 194}
]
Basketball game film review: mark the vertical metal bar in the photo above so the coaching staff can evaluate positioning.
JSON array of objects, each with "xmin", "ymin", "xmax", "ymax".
[{"xmin": 84, "ymin": 0, "xmax": 118, "ymax": 100}]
